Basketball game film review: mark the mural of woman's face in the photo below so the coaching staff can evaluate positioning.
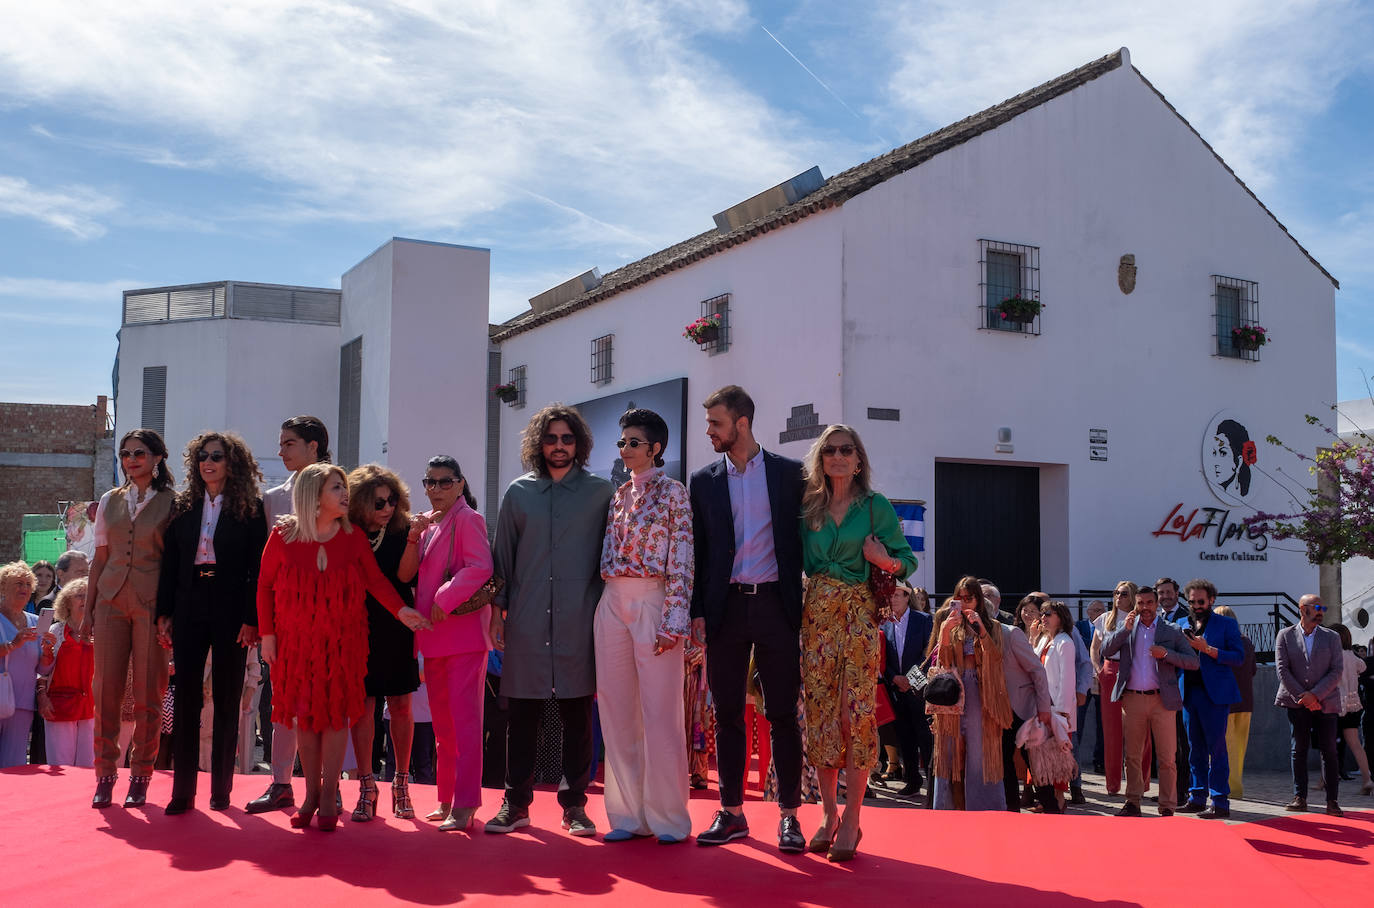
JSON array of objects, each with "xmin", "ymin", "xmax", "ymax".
[{"xmin": 1209, "ymin": 432, "xmax": 1238, "ymax": 487}]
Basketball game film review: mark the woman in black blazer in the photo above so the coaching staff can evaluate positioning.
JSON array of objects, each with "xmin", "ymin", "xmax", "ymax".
[{"xmin": 157, "ymin": 431, "xmax": 268, "ymax": 814}]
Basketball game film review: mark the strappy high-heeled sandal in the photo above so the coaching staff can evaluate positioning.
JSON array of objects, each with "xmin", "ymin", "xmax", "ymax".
[
  {"xmin": 392, "ymin": 772, "xmax": 415, "ymax": 819},
  {"xmin": 351, "ymin": 774, "xmax": 378, "ymax": 822}
]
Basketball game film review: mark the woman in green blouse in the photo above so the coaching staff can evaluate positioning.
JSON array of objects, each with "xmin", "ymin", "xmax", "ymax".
[{"xmin": 799, "ymin": 425, "xmax": 916, "ymax": 861}]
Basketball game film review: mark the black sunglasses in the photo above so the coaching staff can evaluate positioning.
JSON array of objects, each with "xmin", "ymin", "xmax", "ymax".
[
  {"xmin": 820, "ymin": 444, "xmax": 856, "ymax": 457},
  {"xmin": 196, "ymin": 450, "xmax": 226, "ymax": 463},
  {"xmin": 616, "ymin": 438, "xmax": 649, "ymax": 449},
  {"xmin": 1188, "ymin": 597, "xmax": 1210, "ymax": 605},
  {"xmin": 542, "ymin": 433, "xmax": 576, "ymax": 446},
  {"xmin": 421, "ymin": 477, "xmax": 461, "ymax": 489},
  {"xmin": 373, "ymin": 493, "xmax": 399, "ymax": 510}
]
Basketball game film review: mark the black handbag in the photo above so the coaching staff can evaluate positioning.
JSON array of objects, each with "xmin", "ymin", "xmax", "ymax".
[{"xmin": 924, "ymin": 670, "xmax": 964, "ymax": 709}]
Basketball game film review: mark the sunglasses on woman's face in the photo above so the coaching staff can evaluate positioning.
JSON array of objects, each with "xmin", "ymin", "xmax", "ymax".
[
  {"xmin": 820, "ymin": 444, "xmax": 857, "ymax": 458},
  {"xmin": 119, "ymin": 448, "xmax": 149, "ymax": 460},
  {"xmin": 373, "ymin": 493, "xmax": 399, "ymax": 510},
  {"xmin": 196, "ymin": 450, "xmax": 226, "ymax": 463},
  {"xmin": 616, "ymin": 437, "xmax": 648, "ymax": 449},
  {"xmin": 421, "ymin": 477, "xmax": 459, "ymax": 490}
]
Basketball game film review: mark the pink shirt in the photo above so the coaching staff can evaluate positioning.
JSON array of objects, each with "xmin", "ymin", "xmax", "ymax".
[{"xmin": 413, "ymin": 501, "xmax": 494, "ymax": 658}]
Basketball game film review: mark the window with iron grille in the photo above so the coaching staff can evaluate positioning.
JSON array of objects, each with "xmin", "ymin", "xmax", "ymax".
[
  {"xmin": 590, "ymin": 334, "xmax": 614, "ymax": 384},
  {"xmin": 699, "ymin": 294, "xmax": 730, "ymax": 354},
  {"xmin": 509, "ymin": 365, "xmax": 527, "ymax": 408},
  {"xmin": 978, "ymin": 239, "xmax": 1041, "ymax": 335},
  {"xmin": 1213, "ymin": 275, "xmax": 1261, "ymax": 361},
  {"xmin": 141, "ymin": 366, "xmax": 167, "ymax": 436}
]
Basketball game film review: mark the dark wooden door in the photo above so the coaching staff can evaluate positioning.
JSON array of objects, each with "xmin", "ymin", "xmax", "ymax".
[{"xmin": 934, "ymin": 462, "xmax": 1040, "ymax": 601}]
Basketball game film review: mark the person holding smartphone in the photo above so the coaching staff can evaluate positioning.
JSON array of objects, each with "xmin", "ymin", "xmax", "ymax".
[{"xmin": 1, "ymin": 562, "xmax": 55, "ymax": 767}]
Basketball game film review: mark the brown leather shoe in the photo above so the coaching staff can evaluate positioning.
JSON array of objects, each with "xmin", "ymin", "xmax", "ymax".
[{"xmin": 1284, "ymin": 797, "xmax": 1307, "ymax": 812}]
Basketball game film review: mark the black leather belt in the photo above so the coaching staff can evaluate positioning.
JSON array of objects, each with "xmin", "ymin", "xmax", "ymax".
[
  {"xmin": 729, "ymin": 581, "xmax": 779, "ymax": 595},
  {"xmin": 1126, "ymin": 688, "xmax": 1159, "ymax": 695}
]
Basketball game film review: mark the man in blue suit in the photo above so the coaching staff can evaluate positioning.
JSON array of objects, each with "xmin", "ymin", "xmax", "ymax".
[
  {"xmin": 1175, "ymin": 579, "xmax": 1244, "ymax": 818},
  {"xmin": 689, "ymin": 386, "xmax": 807, "ymax": 852},
  {"xmin": 881, "ymin": 584, "xmax": 934, "ymax": 798}
]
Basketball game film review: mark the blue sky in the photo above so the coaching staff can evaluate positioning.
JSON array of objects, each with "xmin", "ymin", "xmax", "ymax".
[{"xmin": 2, "ymin": 0, "xmax": 1372, "ymax": 405}]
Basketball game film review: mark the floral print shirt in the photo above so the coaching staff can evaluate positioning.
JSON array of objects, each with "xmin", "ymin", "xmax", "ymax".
[{"xmin": 600, "ymin": 468, "xmax": 694, "ymax": 638}]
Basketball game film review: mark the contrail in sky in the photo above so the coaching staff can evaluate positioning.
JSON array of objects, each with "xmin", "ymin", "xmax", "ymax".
[{"xmin": 760, "ymin": 24, "xmax": 868, "ymax": 126}]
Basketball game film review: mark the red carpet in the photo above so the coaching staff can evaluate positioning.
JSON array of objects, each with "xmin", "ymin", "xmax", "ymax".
[{"xmin": 4, "ymin": 766, "xmax": 1368, "ymax": 906}]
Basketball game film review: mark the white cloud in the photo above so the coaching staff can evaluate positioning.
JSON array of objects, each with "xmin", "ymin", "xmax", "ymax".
[
  {"xmin": 0, "ymin": 276, "xmax": 140, "ymax": 303},
  {"xmin": 0, "ymin": 276, "xmax": 140, "ymax": 328},
  {"xmin": 880, "ymin": 0, "xmax": 1371, "ymax": 192},
  {"xmin": 0, "ymin": 175, "xmax": 119, "ymax": 238},
  {"xmin": 0, "ymin": 1, "xmax": 818, "ymax": 249}
]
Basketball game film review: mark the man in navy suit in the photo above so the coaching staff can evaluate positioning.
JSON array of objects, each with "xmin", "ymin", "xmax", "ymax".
[
  {"xmin": 689, "ymin": 386, "xmax": 807, "ymax": 853},
  {"xmin": 880, "ymin": 584, "xmax": 934, "ymax": 798},
  {"xmin": 1176, "ymin": 578, "xmax": 1244, "ymax": 818}
]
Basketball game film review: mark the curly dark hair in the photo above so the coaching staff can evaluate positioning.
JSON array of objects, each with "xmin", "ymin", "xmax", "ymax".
[
  {"xmin": 347, "ymin": 464, "xmax": 411, "ymax": 535},
  {"xmin": 119, "ymin": 429, "xmax": 174, "ymax": 492},
  {"xmin": 175, "ymin": 431, "xmax": 263, "ymax": 522},
  {"xmin": 519, "ymin": 403, "xmax": 592, "ymax": 476}
]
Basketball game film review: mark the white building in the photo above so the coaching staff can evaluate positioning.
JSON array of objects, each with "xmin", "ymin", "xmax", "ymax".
[
  {"xmin": 114, "ymin": 238, "xmax": 490, "ymax": 499},
  {"xmin": 1335, "ymin": 398, "xmax": 1374, "ymax": 646},
  {"xmin": 490, "ymin": 48, "xmax": 1337, "ymax": 633}
]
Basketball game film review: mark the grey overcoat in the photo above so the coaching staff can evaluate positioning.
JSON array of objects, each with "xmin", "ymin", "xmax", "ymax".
[{"xmin": 492, "ymin": 467, "xmax": 613, "ymax": 699}]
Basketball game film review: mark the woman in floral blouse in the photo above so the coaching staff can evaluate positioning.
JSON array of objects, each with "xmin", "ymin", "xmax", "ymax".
[
  {"xmin": 595, "ymin": 408, "xmax": 695, "ymax": 844},
  {"xmin": 798, "ymin": 425, "xmax": 916, "ymax": 861}
]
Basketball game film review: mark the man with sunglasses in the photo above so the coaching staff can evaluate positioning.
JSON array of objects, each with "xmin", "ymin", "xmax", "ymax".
[
  {"xmin": 1174, "ymin": 579, "xmax": 1243, "ymax": 818},
  {"xmin": 690, "ymin": 386, "xmax": 808, "ymax": 852},
  {"xmin": 484, "ymin": 404, "xmax": 612, "ymax": 837},
  {"xmin": 1274, "ymin": 594, "xmax": 1345, "ymax": 816},
  {"xmin": 246, "ymin": 415, "xmax": 331, "ymax": 815}
]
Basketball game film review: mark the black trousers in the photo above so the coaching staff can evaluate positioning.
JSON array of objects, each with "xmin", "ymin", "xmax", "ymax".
[
  {"xmin": 1288, "ymin": 707, "xmax": 1340, "ymax": 803},
  {"xmin": 706, "ymin": 584, "xmax": 804, "ymax": 809},
  {"xmin": 889, "ymin": 688, "xmax": 932, "ymax": 791},
  {"xmin": 505, "ymin": 694, "xmax": 593, "ymax": 810},
  {"xmin": 170, "ymin": 582, "xmax": 248, "ymax": 801},
  {"xmin": 1003, "ymin": 713, "xmax": 1059, "ymax": 813},
  {"xmin": 482, "ymin": 672, "xmax": 509, "ymax": 788}
]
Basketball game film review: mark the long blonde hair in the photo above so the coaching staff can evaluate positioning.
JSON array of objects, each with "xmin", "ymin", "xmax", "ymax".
[
  {"xmin": 1103, "ymin": 580, "xmax": 1138, "ymax": 632},
  {"xmin": 282, "ymin": 463, "xmax": 351, "ymax": 544},
  {"xmin": 801, "ymin": 424, "xmax": 873, "ymax": 532}
]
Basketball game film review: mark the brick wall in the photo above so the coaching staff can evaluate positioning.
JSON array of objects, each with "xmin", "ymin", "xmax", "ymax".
[{"xmin": 0, "ymin": 396, "xmax": 109, "ymax": 562}]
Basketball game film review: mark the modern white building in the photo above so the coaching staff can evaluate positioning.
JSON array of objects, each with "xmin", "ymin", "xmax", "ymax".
[
  {"xmin": 113, "ymin": 238, "xmax": 490, "ymax": 498},
  {"xmin": 490, "ymin": 48, "xmax": 1338, "ymax": 637}
]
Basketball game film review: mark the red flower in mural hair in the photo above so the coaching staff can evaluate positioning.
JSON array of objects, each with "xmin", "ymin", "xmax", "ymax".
[{"xmin": 1242, "ymin": 440, "xmax": 1258, "ymax": 466}]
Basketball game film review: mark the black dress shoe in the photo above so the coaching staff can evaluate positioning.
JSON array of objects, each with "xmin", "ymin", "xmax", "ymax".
[
  {"xmin": 210, "ymin": 795, "xmax": 231, "ymax": 811},
  {"xmin": 1116, "ymin": 802, "xmax": 1142, "ymax": 817},
  {"xmin": 696, "ymin": 809, "xmax": 749, "ymax": 846},
  {"xmin": 92, "ymin": 776, "xmax": 116, "ymax": 809},
  {"xmin": 1068, "ymin": 788, "xmax": 1087, "ymax": 805},
  {"xmin": 1159, "ymin": 808, "xmax": 1175, "ymax": 817},
  {"xmin": 124, "ymin": 777, "xmax": 151, "ymax": 808},
  {"xmin": 165, "ymin": 797, "xmax": 193, "ymax": 816},
  {"xmin": 246, "ymin": 782, "xmax": 295, "ymax": 814},
  {"xmin": 1199, "ymin": 805, "xmax": 1230, "ymax": 819},
  {"xmin": 1176, "ymin": 801, "xmax": 1205, "ymax": 814},
  {"xmin": 1326, "ymin": 802, "xmax": 1344, "ymax": 818},
  {"xmin": 897, "ymin": 783, "xmax": 923, "ymax": 797},
  {"xmin": 778, "ymin": 816, "xmax": 805, "ymax": 854}
]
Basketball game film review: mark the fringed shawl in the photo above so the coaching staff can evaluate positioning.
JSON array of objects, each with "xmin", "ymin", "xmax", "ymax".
[{"xmin": 931, "ymin": 623, "xmax": 1014, "ymax": 784}]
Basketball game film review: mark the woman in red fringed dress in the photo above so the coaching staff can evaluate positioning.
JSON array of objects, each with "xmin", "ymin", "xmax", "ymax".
[{"xmin": 258, "ymin": 464, "xmax": 430, "ymax": 830}]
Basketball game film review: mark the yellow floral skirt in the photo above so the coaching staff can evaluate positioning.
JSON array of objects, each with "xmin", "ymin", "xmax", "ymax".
[{"xmin": 800, "ymin": 575, "xmax": 881, "ymax": 770}]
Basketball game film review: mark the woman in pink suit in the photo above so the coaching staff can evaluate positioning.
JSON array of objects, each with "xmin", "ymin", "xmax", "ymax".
[{"xmin": 400, "ymin": 455, "xmax": 494, "ymax": 832}]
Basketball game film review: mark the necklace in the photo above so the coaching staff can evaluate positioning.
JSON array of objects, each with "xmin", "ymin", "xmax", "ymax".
[{"xmin": 370, "ymin": 529, "xmax": 385, "ymax": 553}]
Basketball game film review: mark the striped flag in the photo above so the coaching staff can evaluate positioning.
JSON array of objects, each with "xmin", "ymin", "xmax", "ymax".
[{"xmin": 891, "ymin": 501, "xmax": 925, "ymax": 553}]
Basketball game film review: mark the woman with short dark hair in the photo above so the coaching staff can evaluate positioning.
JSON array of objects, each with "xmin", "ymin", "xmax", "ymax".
[
  {"xmin": 88, "ymin": 428, "xmax": 176, "ymax": 808},
  {"xmin": 595, "ymin": 408, "xmax": 695, "ymax": 844},
  {"xmin": 158, "ymin": 431, "xmax": 268, "ymax": 815}
]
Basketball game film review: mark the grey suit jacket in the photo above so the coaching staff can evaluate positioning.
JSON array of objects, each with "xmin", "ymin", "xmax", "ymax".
[
  {"xmin": 1274, "ymin": 624, "xmax": 1344, "ymax": 714},
  {"xmin": 1100, "ymin": 617, "xmax": 1198, "ymax": 711},
  {"xmin": 1000, "ymin": 623, "xmax": 1051, "ymax": 720}
]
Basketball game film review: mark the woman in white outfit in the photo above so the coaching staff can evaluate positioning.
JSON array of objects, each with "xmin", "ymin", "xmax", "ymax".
[
  {"xmin": 1033, "ymin": 600, "xmax": 1078, "ymax": 811},
  {"xmin": 595, "ymin": 408, "xmax": 695, "ymax": 844}
]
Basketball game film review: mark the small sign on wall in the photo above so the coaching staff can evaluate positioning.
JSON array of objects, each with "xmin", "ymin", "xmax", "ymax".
[{"xmin": 1089, "ymin": 427, "xmax": 1108, "ymax": 462}]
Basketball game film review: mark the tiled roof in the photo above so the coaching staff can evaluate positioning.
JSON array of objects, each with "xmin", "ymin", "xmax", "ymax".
[{"xmin": 493, "ymin": 48, "xmax": 1334, "ymax": 342}]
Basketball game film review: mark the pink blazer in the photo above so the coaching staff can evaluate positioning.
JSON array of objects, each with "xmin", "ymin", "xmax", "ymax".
[{"xmin": 413, "ymin": 500, "xmax": 494, "ymax": 658}]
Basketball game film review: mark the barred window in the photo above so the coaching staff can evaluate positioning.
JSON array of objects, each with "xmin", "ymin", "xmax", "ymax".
[
  {"xmin": 699, "ymin": 294, "xmax": 730, "ymax": 354},
  {"xmin": 979, "ymin": 239, "xmax": 1041, "ymax": 335},
  {"xmin": 1213, "ymin": 275, "xmax": 1260, "ymax": 361},
  {"xmin": 590, "ymin": 334, "xmax": 614, "ymax": 385},
  {"xmin": 509, "ymin": 365, "xmax": 527, "ymax": 408}
]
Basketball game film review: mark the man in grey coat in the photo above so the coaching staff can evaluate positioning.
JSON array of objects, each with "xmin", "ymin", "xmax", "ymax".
[
  {"xmin": 484, "ymin": 404, "xmax": 614, "ymax": 836},
  {"xmin": 1275, "ymin": 594, "xmax": 1345, "ymax": 816},
  {"xmin": 1100, "ymin": 585, "xmax": 1198, "ymax": 816}
]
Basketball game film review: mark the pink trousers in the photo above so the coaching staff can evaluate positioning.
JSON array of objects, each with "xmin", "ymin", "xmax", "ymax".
[{"xmin": 425, "ymin": 651, "xmax": 486, "ymax": 808}]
